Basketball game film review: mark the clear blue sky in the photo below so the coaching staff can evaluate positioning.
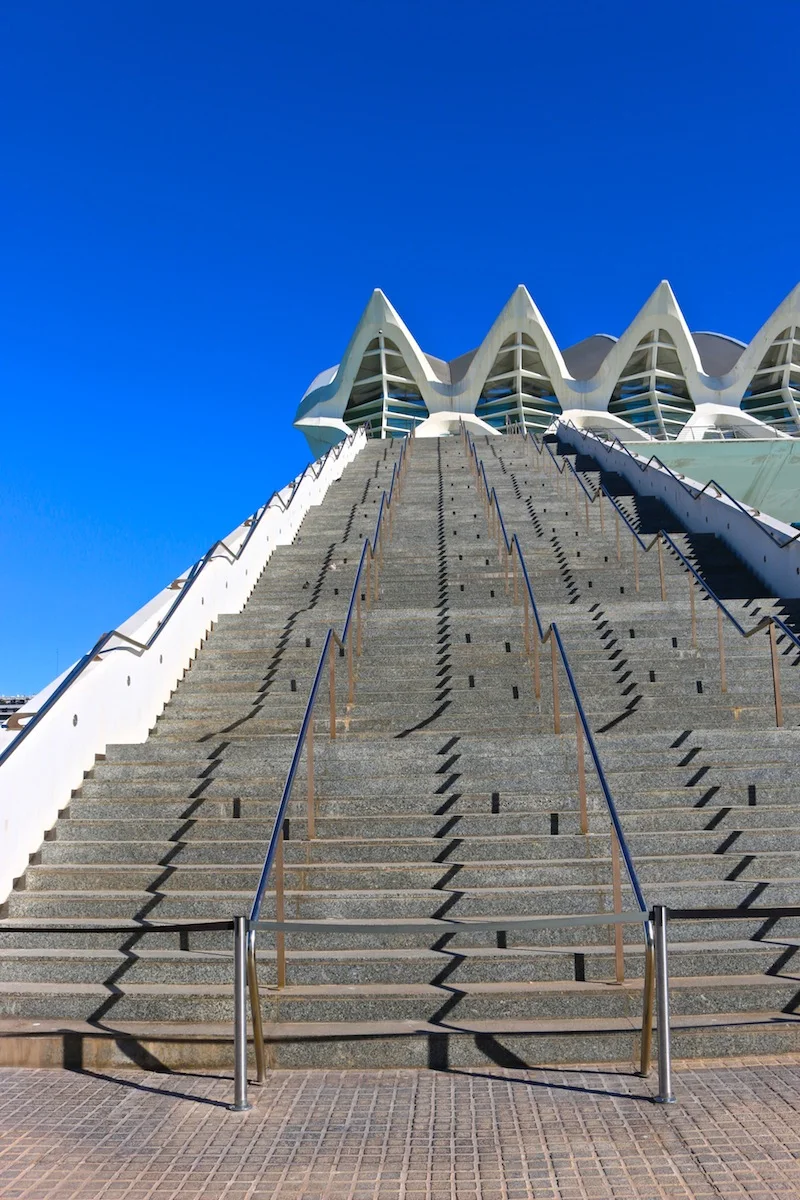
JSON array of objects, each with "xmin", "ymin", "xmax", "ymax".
[{"xmin": 1, "ymin": 0, "xmax": 798, "ymax": 693}]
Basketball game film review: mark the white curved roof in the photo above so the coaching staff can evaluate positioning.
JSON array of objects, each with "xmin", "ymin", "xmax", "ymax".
[{"xmin": 294, "ymin": 283, "xmax": 800, "ymax": 447}]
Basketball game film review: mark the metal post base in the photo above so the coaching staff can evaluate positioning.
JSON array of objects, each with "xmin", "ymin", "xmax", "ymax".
[{"xmin": 231, "ymin": 915, "xmax": 252, "ymax": 1112}]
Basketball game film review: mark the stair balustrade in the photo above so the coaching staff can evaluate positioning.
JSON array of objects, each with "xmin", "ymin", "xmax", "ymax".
[
  {"xmin": 518, "ymin": 429, "xmax": 799, "ymax": 728},
  {"xmin": 461, "ymin": 424, "xmax": 656, "ymax": 1076},
  {"xmin": 246, "ymin": 431, "xmax": 414, "ymax": 1082},
  {"xmin": 0, "ymin": 430, "xmax": 365, "ymax": 748}
]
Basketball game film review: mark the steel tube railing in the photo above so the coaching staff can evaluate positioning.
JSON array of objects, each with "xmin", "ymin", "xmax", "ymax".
[
  {"xmin": 231, "ymin": 914, "xmax": 251, "ymax": 1111},
  {"xmin": 0, "ymin": 918, "xmax": 248, "ymax": 1109},
  {"xmin": 561, "ymin": 421, "xmax": 800, "ymax": 550},
  {"xmin": 653, "ymin": 905, "xmax": 675, "ymax": 1104}
]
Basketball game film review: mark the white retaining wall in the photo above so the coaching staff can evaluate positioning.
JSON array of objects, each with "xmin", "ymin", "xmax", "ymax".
[
  {"xmin": 558, "ymin": 425, "xmax": 800, "ymax": 600},
  {"xmin": 0, "ymin": 432, "xmax": 365, "ymax": 903}
]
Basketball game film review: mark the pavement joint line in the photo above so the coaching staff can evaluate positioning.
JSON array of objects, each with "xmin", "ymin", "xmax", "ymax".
[{"xmin": 2, "ymin": 1057, "xmax": 800, "ymax": 1197}]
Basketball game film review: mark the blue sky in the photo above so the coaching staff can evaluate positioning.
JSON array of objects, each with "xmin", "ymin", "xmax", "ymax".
[{"xmin": 1, "ymin": 0, "xmax": 798, "ymax": 693}]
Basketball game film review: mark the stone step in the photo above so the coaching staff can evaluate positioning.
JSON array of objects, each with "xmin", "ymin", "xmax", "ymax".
[
  {"xmin": 0, "ymin": 939, "xmax": 791, "ymax": 987},
  {"xmin": 0, "ymin": 973, "xmax": 796, "ymax": 1025},
  {"xmin": 37, "ymin": 826, "xmax": 800, "ymax": 866}
]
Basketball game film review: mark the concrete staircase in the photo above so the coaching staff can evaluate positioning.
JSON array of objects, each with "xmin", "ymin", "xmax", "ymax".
[{"xmin": 2, "ymin": 432, "xmax": 800, "ymax": 1072}]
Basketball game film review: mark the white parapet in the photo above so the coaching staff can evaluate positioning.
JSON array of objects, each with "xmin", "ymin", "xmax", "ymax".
[
  {"xmin": 0, "ymin": 430, "xmax": 366, "ymax": 904},
  {"xmin": 557, "ymin": 424, "xmax": 800, "ymax": 599}
]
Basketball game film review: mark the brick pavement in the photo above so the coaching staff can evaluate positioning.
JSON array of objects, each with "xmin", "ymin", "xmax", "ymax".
[{"xmin": 1, "ymin": 1058, "xmax": 800, "ymax": 1198}]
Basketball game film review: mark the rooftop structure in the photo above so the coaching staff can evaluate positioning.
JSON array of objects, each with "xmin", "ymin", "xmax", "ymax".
[
  {"xmin": 294, "ymin": 283, "xmax": 800, "ymax": 454},
  {"xmin": 0, "ymin": 697, "xmax": 31, "ymax": 723}
]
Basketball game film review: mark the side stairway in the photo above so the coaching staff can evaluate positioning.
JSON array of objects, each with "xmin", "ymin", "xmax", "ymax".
[{"xmin": 2, "ymin": 432, "xmax": 800, "ymax": 1073}]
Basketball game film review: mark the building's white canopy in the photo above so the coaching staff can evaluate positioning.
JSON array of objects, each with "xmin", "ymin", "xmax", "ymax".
[{"xmin": 294, "ymin": 283, "xmax": 800, "ymax": 454}]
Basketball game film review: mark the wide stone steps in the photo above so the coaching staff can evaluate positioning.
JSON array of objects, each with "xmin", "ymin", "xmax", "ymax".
[{"xmin": 4, "ymin": 433, "xmax": 800, "ymax": 1071}]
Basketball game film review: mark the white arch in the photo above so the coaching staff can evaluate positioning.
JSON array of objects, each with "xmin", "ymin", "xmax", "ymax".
[{"xmin": 294, "ymin": 283, "xmax": 800, "ymax": 448}]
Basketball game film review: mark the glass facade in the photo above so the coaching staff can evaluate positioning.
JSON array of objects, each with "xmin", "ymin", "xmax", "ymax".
[
  {"xmin": 475, "ymin": 333, "xmax": 561, "ymax": 433},
  {"xmin": 741, "ymin": 327, "xmax": 800, "ymax": 434},
  {"xmin": 343, "ymin": 335, "xmax": 430, "ymax": 438},
  {"xmin": 608, "ymin": 329, "xmax": 694, "ymax": 439}
]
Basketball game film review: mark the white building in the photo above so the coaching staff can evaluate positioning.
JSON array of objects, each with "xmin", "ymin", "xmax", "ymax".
[{"xmin": 294, "ymin": 283, "xmax": 800, "ymax": 455}]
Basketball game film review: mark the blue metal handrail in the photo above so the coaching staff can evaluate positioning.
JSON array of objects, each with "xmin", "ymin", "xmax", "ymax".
[
  {"xmin": 249, "ymin": 453, "xmax": 404, "ymax": 932},
  {"xmin": 249, "ymin": 627, "xmax": 335, "ymax": 930},
  {"xmin": 525, "ymin": 427, "xmax": 800, "ymax": 657},
  {"xmin": 562, "ymin": 421, "xmax": 800, "ymax": 550},
  {"xmin": 0, "ymin": 430, "xmax": 365, "ymax": 757},
  {"xmin": 462, "ymin": 424, "xmax": 654, "ymax": 1075},
  {"xmin": 246, "ymin": 432, "xmax": 412, "ymax": 1082}
]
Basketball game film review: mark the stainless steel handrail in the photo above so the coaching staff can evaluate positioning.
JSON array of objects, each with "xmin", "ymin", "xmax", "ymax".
[
  {"xmin": 0, "ymin": 431, "xmax": 365, "ymax": 751},
  {"xmin": 522, "ymin": 428, "xmax": 798, "ymax": 724},
  {"xmin": 246, "ymin": 431, "xmax": 414, "ymax": 1082},
  {"xmin": 462, "ymin": 424, "xmax": 655, "ymax": 1075}
]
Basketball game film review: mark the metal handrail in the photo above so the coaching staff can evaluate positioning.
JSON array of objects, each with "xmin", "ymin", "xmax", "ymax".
[
  {"xmin": 0, "ymin": 430, "xmax": 365, "ymax": 751},
  {"xmin": 246, "ymin": 430, "xmax": 414, "ymax": 1082},
  {"xmin": 516, "ymin": 427, "xmax": 798, "ymax": 725},
  {"xmin": 652, "ymin": 899, "xmax": 800, "ymax": 1107},
  {"xmin": 462, "ymin": 424, "xmax": 655, "ymax": 1076},
  {"xmin": 562, "ymin": 421, "xmax": 800, "ymax": 549}
]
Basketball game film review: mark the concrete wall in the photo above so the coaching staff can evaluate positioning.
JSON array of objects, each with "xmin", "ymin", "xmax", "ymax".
[{"xmin": 559, "ymin": 425, "xmax": 800, "ymax": 600}]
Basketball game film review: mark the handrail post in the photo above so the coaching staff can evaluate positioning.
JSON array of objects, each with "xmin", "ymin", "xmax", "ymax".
[
  {"xmin": 633, "ymin": 534, "xmax": 640, "ymax": 593},
  {"xmin": 550, "ymin": 634, "xmax": 560, "ymax": 734},
  {"xmin": 653, "ymin": 905, "xmax": 676, "ymax": 1103},
  {"xmin": 576, "ymin": 712, "xmax": 588, "ymax": 834},
  {"xmin": 230, "ymin": 915, "xmax": 251, "ymax": 1111},
  {"xmin": 717, "ymin": 607, "xmax": 727, "ymax": 693},
  {"xmin": 584, "ymin": 493, "xmax": 590, "ymax": 531},
  {"xmin": 768, "ymin": 621, "xmax": 784, "ymax": 728},
  {"xmin": 523, "ymin": 589, "xmax": 530, "ymax": 655},
  {"xmin": 247, "ymin": 931, "xmax": 266, "ymax": 1083},
  {"xmin": 657, "ymin": 536, "xmax": 667, "ymax": 601},
  {"xmin": 640, "ymin": 922, "xmax": 655, "ymax": 1077},
  {"xmin": 615, "ymin": 509, "xmax": 621, "ymax": 564},
  {"xmin": 306, "ymin": 718, "xmax": 315, "ymax": 839},
  {"xmin": 504, "ymin": 547, "xmax": 510, "ymax": 594},
  {"xmin": 611, "ymin": 828, "xmax": 625, "ymax": 983},
  {"xmin": 347, "ymin": 626, "xmax": 354, "ymax": 705},
  {"xmin": 689, "ymin": 577, "xmax": 697, "ymax": 649},
  {"xmin": 329, "ymin": 640, "xmax": 336, "ymax": 738},
  {"xmin": 365, "ymin": 550, "xmax": 372, "ymax": 611},
  {"xmin": 599, "ymin": 491, "xmax": 605, "ymax": 533},
  {"xmin": 512, "ymin": 550, "xmax": 519, "ymax": 605},
  {"xmin": 532, "ymin": 623, "xmax": 541, "ymax": 699},
  {"xmin": 275, "ymin": 822, "xmax": 286, "ymax": 989},
  {"xmin": 356, "ymin": 584, "xmax": 363, "ymax": 656}
]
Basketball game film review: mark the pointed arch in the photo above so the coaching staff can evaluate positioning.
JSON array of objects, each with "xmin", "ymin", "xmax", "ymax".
[
  {"xmin": 474, "ymin": 329, "xmax": 562, "ymax": 433},
  {"xmin": 740, "ymin": 325, "xmax": 800, "ymax": 433},
  {"xmin": 342, "ymin": 332, "xmax": 430, "ymax": 438},
  {"xmin": 608, "ymin": 327, "xmax": 694, "ymax": 438}
]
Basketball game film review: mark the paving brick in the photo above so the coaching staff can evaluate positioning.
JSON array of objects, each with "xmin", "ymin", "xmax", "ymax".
[{"xmin": 2, "ymin": 1056, "xmax": 800, "ymax": 1197}]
